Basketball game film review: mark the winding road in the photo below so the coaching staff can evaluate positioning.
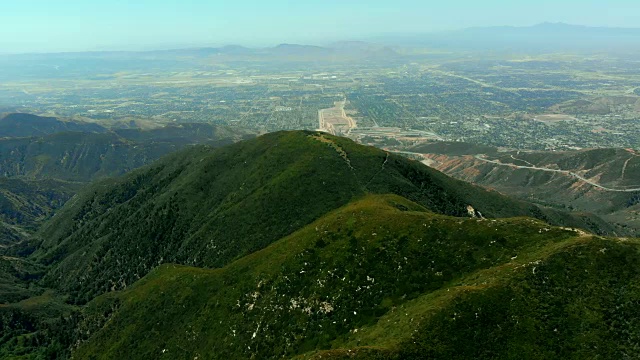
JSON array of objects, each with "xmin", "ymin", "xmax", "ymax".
[
  {"xmin": 474, "ymin": 155, "xmax": 640, "ymax": 193},
  {"xmin": 390, "ymin": 150, "xmax": 640, "ymax": 193}
]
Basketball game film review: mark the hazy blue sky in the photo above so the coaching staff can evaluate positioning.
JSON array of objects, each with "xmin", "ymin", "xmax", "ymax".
[{"xmin": 2, "ymin": 0, "xmax": 640, "ymax": 53}]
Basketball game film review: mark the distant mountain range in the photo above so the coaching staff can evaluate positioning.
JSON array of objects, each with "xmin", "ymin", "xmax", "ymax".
[
  {"xmin": 372, "ymin": 22, "xmax": 640, "ymax": 52},
  {"xmin": 4, "ymin": 23, "xmax": 640, "ymax": 60},
  {"xmin": 3, "ymin": 42, "xmax": 401, "ymax": 62},
  {"xmin": 3, "ymin": 22, "xmax": 639, "ymax": 83}
]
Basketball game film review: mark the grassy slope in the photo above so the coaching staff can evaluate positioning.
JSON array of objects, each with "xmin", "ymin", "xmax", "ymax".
[
  {"xmin": 0, "ymin": 123, "xmax": 252, "ymax": 247},
  {"xmin": 0, "ymin": 223, "xmax": 25, "ymax": 247},
  {"xmin": 0, "ymin": 124, "xmax": 250, "ymax": 182},
  {"xmin": 0, "ymin": 132, "xmax": 197, "ymax": 182},
  {"xmin": 31, "ymin": 131, "xmax": 611, "ymax": 304},
  {"xmin": 0, "ymin": 291, "xmax": 77, "ymax": 360},
  {"xmin": 0, "ymin": 113, "xmax": 106, "ymax": 138},
  {"xmin": 73, "ymin": 194, "xmax": 584, "ymax": 359},
  {"xmin": 303, "ymin": 237, "xmax": 640, "ymax": 360},
  {"xmin": 0, "ymin": 178, "xmax": 80, "ymax": 246},
  {"xmin": 0, "ymin": 256, "xmax": 45, "ymax": 304}
]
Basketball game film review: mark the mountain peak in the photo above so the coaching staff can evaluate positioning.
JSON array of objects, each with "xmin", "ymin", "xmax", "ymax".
[{"xmin": 34, "ymin": 130, "xmax": 616, "ymax": 304}]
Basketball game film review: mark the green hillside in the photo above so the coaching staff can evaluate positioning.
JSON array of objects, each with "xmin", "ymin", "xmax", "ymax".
[
  {"xmin": 71, "ymin": 194, "xmax": 640, "ymax": 359},
  {"xmin": 0, "ymin": 178, "xmax": 79, "ymax": 239},
  {"xmin": 0, "ymin": 256, "xmax": 46, "ymax": 303},
  {"xmin": 0, "ymin": 120, "xmax": 253, "ymax": 245},
  {"xmin": 0, "ymin": 290, "xmax": 77, "ymax": 359},
  {"xmin": 32, "ymin": 131, "xmax": 615, "ymax": 304},
  {"xmin": 409, "ymin": 142, "xmax": 640, "ymax": 236},
  {"xmin": 0, "ymin": 113, "xmax": 107, "ymax": 138},
  {"xmin": 1, "ymin": 131, "xmax": 634, "ymax": 359},
  {"xmin": 0, "ymin": 127, "xmax": 249, "ymax": 182},
  {"xmin": 303, "ymin": 238, "xmax": 640, "ymax": 360},
  {"xmin": 0, "ymin": 178, "xmax": 79, "ymax": 248},
  {"xmin": 0, "ymin": 223, "xmax": 23, "ymax": 246}
]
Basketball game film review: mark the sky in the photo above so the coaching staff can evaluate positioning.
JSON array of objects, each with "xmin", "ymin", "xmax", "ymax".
[{"xmin": 1, "ymin": 0, "xmax": 640, "ymax": 53}]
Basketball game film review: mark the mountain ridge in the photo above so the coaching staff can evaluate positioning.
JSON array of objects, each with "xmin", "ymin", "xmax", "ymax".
[
  {"xmin": 0, "ymin": 113, "xmax": 254, "ymax": 246},
  {"xmin": 371, "ymin": 22, "xmax": 640, "ymax": 52},
  {"xmin": 5, "ymin": 23, "xmax": 640, "ymax": 57},
  {"xmin": 1, "ymin": 131, "xmax": 637, "ymax": 359},
  {"xmin": 30, "ymin": 131, "xmax": 618, "ymax": 304},
  {"xmin": 0, "ymin": 113, "xmax": 107, "ymax": 138},
  {"xmin": 71, "ymin": 194, "xmax": 640, "ymax": 359}
]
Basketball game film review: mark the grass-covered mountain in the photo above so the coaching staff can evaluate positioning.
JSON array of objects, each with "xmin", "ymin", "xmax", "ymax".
[
  {"xmin": 408, "ymin": 142, "xmax": 640, "ymax": 236},
  {"xmin": 0, "ymin": 113, "xmax": 107, "ymax": 138},
  {"xmin": 0, "ymin": 114, "xmax": 255, "ymax": 245},
  {"xmin": 72, "ymin": 195, "xmax": 640, "ymax": 359},
  {"xmin": 0, "ymin": 178, "xmax": 74, "ymax": 229},
  {"xmin": 0, "ymin": 255, "xmax": 46, "ymax": 303},
  {"xmin": 0, "ymin": 123, "xmax": 254, "ymax": 182},
  {"xmin": 0, "ymin": 177, "xmax": 79, "ymax": 248},
  {"xmin": 2, "ymin": 131, "xmax": 637, "ymax": 359},
  {"xmin": 31, "ymin": 131, "xmax": 617, "ymax": 304}
]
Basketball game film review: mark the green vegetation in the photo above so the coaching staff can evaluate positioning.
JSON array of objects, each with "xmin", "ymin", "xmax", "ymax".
[
  {"xmin": 71, "ymin": 194, "xmax": 640, "ymax": 359},
  {"xmin": 0, "ymin": 116, "xmax": 254, "ymax": 246},
  {"xmin": 0, "ymin": 131, "xmax": 637, "ymax": 359},
  {"xmin": 33, "ymin": 131, "xmax": 612, "ymax": 304},
  {"xmin": 0, "ymin": 291, "xmax": 77, "ymax": 360},
  {"xmin": 408, "ymin": 142, "xmax": 640, "ymax": 236},
  {"xmin": 0, "ymin": 113, "xmax": 106, "ymax": 138},
  {"xmin": 0, "ymin": 256, "xmax": 45, "ymax": 303},
  {"xmin": 0, "ymin": 122, "xmax": 252, "ymax": 182},
  {"xmin": 0, "ymin": 178, "xmax": 79, "ymax": 245},
  {"xmin": 300, "ymin": 239, "xmax": 640, "ymax": 359},
  {"xmin": 393, "ymin": 239, "xmax": 640, "ymax": 359}
]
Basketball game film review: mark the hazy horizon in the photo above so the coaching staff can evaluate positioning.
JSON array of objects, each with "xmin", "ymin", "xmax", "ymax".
[{"xmin": 3, "ymin": 0, "xmax": 640, "ymax": 54}]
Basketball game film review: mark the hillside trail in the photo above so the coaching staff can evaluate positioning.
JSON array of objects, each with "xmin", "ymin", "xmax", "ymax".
[
  {"xmin": 560, "ymin": 227, "xmax": 590, "ymax": 238},
  {"xmin": 621, "ymin": 157, "xmax": 633, "ymax": 180}
]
